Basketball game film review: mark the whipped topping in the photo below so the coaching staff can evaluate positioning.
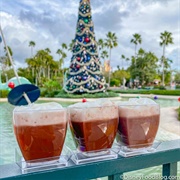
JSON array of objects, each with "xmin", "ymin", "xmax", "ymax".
[{"xmin": 13, "ymin": 102, "xmax": 67, "ymax": 126}]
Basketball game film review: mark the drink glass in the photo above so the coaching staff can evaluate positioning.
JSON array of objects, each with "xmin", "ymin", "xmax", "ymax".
[
  {"xmin": 13, "ymin": 102, "xmax": 67, "ymax": 163},
  {"xmin": 69, "ymin": 103, "xmax": 118, "ymax": 156},
  {"xmin": 116, "ymin": 103, "xmax": 160, "ymax": 149}
]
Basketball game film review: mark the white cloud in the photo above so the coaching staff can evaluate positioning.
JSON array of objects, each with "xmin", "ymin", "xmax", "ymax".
[{"xmin": 0, "ymin": 0, "xmax": 179, "ymax": 72}]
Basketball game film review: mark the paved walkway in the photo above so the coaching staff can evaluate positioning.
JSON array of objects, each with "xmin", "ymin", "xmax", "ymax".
[
  {"xmin": 119, "ymin": 93, "xmax": 180, "ymax": 100},
  {"xmin": 159, "ymin": 107, "xmax": 180, "ymax": 137}
]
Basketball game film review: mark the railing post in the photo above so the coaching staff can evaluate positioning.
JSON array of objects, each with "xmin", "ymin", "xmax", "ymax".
[
  {"xmin": 108, "ymin": 174, "xmax": 123, "ymax": 180},
  {"xmin": 162, "ymin": 163, "xmax": 177, "ymax": 179}
]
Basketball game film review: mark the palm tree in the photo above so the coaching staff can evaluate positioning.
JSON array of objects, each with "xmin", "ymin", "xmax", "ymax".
[
  {"xmin": 130, "ymin": 33, "xmax": 142, "ymax": 57},
  {"xmin": 57, "ymin": 43, "xmax": 67, "ymax": 66},
  {"xmin": 45, "ymin": 48, "xmax": 51, "ymax": 54},
  {"xmin": 56, "ymin": 49, "xmax": 62, "ymax": 57},
  {"xmin": 61, "ymin": 43, "xmax": 67, "ymax": 50},
  {"xmin": 56, "ymin": 49, "xmax": 63, "ymax": 70},
  {"xmin": 121, "ymin": 55, "xmax": 125, "ymax": 70},
  {"xmin": 160, "ymin": 31, "xmax": 173, "ymax": 86},
  {"xmin": 97, "ymin": 39, "xmax": 104, "ymax": 54},
  {"xmin": 56, "ymin": 43, "xmax": 67, "ymax": 77},
  {"xmin": 104, "ymin": 32, "xmax": 118, "ymax": 86},
  {"xmin": 130, "ymin": 33, "xmax": 142, "ymax": 84},
  {"xmin": 100, "ymin": 50, "xmax": 108, "ymax": 65},
  {"xmin": 68, "ymin": 39, "xmax": 75, "ymax": 52},
  {"xmin": 29, "ymin": 41, "xmax": 36, "ymax": 57},
  {"xmin": 4, "ymin": 46, "xmax": 13, "ymax": 69},
  {"xmin": 25, "ymin": 57, "xmax": 36, "ymax": 77}
]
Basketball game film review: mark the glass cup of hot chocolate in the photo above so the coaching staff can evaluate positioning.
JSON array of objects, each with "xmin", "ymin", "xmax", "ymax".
[
  {"xmin": 69, "ymin": 99, "xmax": 119, "ymax": 156},
  {"xmin": 116, "ymin": 98, "xmax": 160, "ymax": 149},
  {"xmin": 13, "ymin": 102, "xmax": 67, "ymax": 163}
]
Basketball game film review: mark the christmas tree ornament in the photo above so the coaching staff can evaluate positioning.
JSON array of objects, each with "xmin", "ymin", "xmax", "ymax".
[
  {"xmin": 77, "ymin": 57, "xmax": 81, "ymax": 61},
  {"xmin": 84, "ymin": 19, "xmax": 89, "ymax": 23},
  {"xmin": 85, "ymin": 37, "xmax": 90, "ymax": 43}
]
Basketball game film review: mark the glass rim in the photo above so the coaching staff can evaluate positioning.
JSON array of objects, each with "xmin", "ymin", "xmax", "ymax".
[
  {"xmin": 117, "ymin": 104, "xmax": 159, "ymax": 106},
  {"xmin": 68, "ymin": 104, "xmax": 118, "ymax": 109},
  {"xmin": 13, "ymin": 107, "xmax": 67, "ymax": 113}
]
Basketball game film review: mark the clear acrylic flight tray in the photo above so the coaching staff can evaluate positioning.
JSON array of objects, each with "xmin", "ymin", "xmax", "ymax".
[
  {"xmin": 15, "ymin": 146, "xmax": 72, "ymax": 174},
  {"xmin": 71, "ymin": 148, "xmax": 118, "ymax": 165},
  {"xmin": 114, "ymin": 141, "xmax": 161, "ymax": 157}
]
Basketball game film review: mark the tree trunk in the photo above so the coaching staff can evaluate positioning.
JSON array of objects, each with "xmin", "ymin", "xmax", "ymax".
[
  {"xmin": 48, "ymin": 65, "xmax": 50, "ymax": 79},
  {"xmin": 108, "ymin": 48, "xmax": 111, "ymax": 86},
  {"xmin": 162, "ymin": 45, "xmax": 166, "ymax": 86}
]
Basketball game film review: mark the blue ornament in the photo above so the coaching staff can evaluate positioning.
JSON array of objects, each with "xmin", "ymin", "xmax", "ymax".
[
  {"xmin": 85, "ymin": 83, "xmax": 90, "ymax": 88},
  {"xmin": 87, "ymin": 56, "xmax": 91, "ymax": 60},
  {"xmin": 95, "ymin": 75, "xmax": 99, "ymax": 80},
  {"xmin": 83, "ymin": 76, "xmax": 87, "ymax": 81},
  {"xmin": 78, "ymin": 37, "xmax": 82, "ymax": 42},
  {"xmin": 154, "ymin": 96, "xmax": 158, "ymax": 100}
]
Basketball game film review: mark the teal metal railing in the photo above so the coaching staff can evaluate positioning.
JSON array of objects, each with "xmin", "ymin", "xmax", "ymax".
[{"xmin": 0, "ymin": 139, "xmax": 179, "ymax": 180}]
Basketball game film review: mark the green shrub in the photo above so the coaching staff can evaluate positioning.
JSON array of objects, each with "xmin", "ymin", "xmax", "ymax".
[
  {"xmin": 40, "ymin": 79, "xmax": 62, "ymax": 97},
  {"xmin": 178, "ymin": 107, "xmax": 180, "ymax": 121},
  {"xmin": 44, "ymin": 80, "xmax": 62, "ymax": 91},
  {"xmin": 0, "ymin": 90, "xmax": 9, "ymax": 98},
  {"xmin": 176, "ymin": 85, "xmax": 180, "ymax": 89},
  {"xmin": 140, "ymin": 90, "xmax": 180, "ymax": 96},
  {"xmin": 110, "ymin": 78, "xmax": 120, "ymax": 87},
  {"xmin": 55, "ymin": 89, "xmax": 119, "ymax": 98},
  {"xmin": 40, "ymin": 89, "xmax": 48, "ymax": 97},
  {"xmin": 40, "ymin": 89, "xmax": 60, "ymax": 97},
  {"xmin": 110, "ymin": 89, "xmax": 180, "ymax": 96},
  {"xmin": 158, "ymin": 86, "xmax": 166, "ymax": 90}
]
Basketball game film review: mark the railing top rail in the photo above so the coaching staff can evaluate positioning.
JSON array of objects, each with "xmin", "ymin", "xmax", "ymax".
[{"xmin": 0, "ymin": 139, "xmax": 180, "ymax": 180}]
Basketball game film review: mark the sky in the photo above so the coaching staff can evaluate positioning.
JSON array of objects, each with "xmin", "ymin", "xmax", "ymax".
[{"xmin": 0, "ymin": 0, "xmax": 179, "ymax": 71}]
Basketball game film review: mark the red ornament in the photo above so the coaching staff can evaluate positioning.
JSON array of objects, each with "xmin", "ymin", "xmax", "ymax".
[
  {"xmin": 178, "ymin": 97, "xmax": 180, "ymax": 102},
  {"xmin": 99, "ymin": 85, "xmax": 103, "ymax": 89},
  {"xmin": 85, "ymin": 37, "xmax": 90, "ymax": 43},
  {"xmin": 77, "ymin": 57, "xmax": 81, "ymax": 61},
  {"xmin": 76, "ymin": 64, "xmax": 80, "ymax": 68},
  {"xmin": 8, "ymin": 82, "xmax": 15, "ymax": 89},
  {"xmin": 82, "ymin": 98, "xmax": 87, "ymax": 103}
]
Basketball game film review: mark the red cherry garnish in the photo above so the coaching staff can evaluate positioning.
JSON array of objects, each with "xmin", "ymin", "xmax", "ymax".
[
  {"xmin": 82, "ymin": 98, "xmax": 87, "ymax": 103},
  {"xmin": 8, "ymin": 82, "xmax": 15, "ymax": 89}
]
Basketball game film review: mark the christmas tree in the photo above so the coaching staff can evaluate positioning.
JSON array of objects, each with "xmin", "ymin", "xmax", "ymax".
[{"xmin": 64, "ymin": 0, "xmax": 107, "ymax": 93}]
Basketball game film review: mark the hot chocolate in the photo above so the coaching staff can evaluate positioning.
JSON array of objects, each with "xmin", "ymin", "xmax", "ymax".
[
  {"xmin": 70, "ymin": 118, "xmax": 118, "ymax": 152},
  {"xmin": 13, "ymin": 103, "xmax": 67, "ymax": 161},
  {"xmin": 69, "ymin": 99, "xmax": 118, "ymax": 153},
  {"xmin": 116, "ymin": 99, "xmax": 160, "ymax": 148}
]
